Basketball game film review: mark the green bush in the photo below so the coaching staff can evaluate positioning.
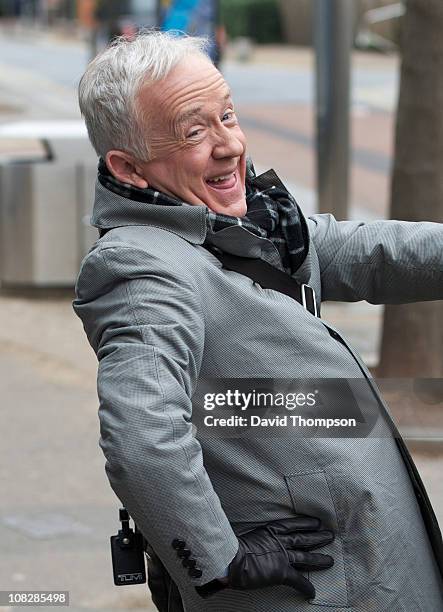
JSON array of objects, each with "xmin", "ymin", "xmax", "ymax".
[{"xmin": 220, "ymin": 0, "xmax": 283, "ymax": 44}]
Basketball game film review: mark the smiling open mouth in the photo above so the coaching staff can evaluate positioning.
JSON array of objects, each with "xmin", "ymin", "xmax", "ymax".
[{"xmin": 206, "ymin": 172, "xmax": 237, "ymax": 190}]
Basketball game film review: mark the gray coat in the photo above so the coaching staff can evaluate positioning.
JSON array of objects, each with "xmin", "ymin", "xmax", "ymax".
[{"xmin": 74, "ymin": 176, "xmax": 443, "ymax": 611}]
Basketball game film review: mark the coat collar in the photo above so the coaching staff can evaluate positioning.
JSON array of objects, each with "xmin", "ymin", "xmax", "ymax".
[
  {"xmin": 91, "ymin": 179, "xmax": 209, "ymax": 245},
  {"xmin": 90, "ymin": 162, "xmax": 312, "ymax": 284},
  {"xmin": 90, "ymin": 157, "xmax": 260, "ymax": 246},
  {"xmin": 90, "ymin": 177, "xmax": 288, "ymax": 268}
]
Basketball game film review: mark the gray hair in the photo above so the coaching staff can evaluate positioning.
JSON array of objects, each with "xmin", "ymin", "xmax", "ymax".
[{"xmin": 78, "ymin": 30, "xmax": 210, "ymax": 160}]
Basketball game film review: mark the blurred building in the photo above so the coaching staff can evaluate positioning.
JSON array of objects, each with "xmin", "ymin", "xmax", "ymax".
[
  {"xmin": 278, "ymin": 0, "xmax": 402, "ymax": 46},
  {"xmin": 0, "ymin": 0, "xmax": 402, "ymax": 50}
]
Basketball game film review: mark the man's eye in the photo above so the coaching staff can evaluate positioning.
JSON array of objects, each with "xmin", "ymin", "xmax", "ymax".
[
  {"xmin": 222, "ymin": 111, "xmax": 235, "ymax": 122},
  {"xmin": 187, "ymin": 129, "xmax": 203, "ymax": 138}
]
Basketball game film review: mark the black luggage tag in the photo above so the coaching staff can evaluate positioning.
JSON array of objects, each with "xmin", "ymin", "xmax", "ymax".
[{"xmin": 110, "ymin": 508, "xmax": 146, "ymax": 585}]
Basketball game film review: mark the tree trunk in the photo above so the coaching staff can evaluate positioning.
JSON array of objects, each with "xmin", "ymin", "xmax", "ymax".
[{"xmin": 378, "ymin": 0, "xmax": 443, "ymax": 377}]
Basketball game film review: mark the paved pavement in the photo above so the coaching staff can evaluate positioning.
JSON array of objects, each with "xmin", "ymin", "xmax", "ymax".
[
  {"xmin": 0, "ymin": 25, "xmax": 442, "ymax": 611},
  {"xmin": 0, "ymin": 293, "xmax": 156, "ymax": 610}
]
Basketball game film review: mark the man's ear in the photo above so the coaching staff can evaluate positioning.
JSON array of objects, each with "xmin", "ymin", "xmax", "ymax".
[{"xmin": 105, "ymin": 150, "xmax": 149, "ymax": 189}]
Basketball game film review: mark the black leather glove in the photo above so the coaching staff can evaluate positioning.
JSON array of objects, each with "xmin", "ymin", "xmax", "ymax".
[{"xmin": 196, "ymin": 515, "xmax": 334, "ymax": 599}]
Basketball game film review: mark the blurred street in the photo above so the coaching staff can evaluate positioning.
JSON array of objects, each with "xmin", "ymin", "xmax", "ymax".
[{"xmin": 1, "ymin": 24, "xmax": 442, "ymax": 612}]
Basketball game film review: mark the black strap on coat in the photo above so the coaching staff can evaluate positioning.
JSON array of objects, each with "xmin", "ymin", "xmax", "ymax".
[
  {"xmin": 98, "ymin": 228, "xmax": 318, "ymax": 317},
  {"xmin": 205, "ymin": 244, "xmax": 320, "ymax": 318}
]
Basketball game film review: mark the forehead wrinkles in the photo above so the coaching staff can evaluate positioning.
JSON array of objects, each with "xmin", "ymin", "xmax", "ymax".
[{"xmin": 165, "ymin": 71, "xmax": 229, "ymax": 126}]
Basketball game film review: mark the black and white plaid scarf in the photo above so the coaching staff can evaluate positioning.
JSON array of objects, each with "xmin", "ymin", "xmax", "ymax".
[{"xmin": 98, "ymin": 158, "xmax": 307, "ymax": 275}]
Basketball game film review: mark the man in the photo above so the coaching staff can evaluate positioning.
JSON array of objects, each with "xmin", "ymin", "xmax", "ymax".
[{"xmin": 74, "ymin": 31, "xmax": 443, "ymax": 611}]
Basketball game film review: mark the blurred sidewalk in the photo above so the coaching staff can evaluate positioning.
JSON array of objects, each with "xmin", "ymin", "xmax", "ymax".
[{"xmin": 0, "ymin": 290, "xmax": 156, "ymax": 610}]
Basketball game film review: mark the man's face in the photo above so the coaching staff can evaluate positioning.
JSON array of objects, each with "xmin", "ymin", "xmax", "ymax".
[{"xmin": 135, "ymin": 54, "xmax": 247, "ymax": 217}]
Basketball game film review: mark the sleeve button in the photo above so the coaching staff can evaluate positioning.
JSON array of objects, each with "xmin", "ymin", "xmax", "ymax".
[
  {"xmin": 182, "ymin": 558, "xmax": 197, "ymax": 568},
  {"xmin": 177, "ymin": 548, "xmax": 191, "ymax": 559},
  {"xmin": 172, "ymin": 539, "xmax": 186, "ymax": 550},
  {"xmin": 189, "ymin": 567, "xmax": 203, "ymax": 578}
]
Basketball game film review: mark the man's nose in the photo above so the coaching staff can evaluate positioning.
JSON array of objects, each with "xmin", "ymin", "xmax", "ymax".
[{"xmin": 212, "ymin": 126, "xmax": 244, "ymax": 159}]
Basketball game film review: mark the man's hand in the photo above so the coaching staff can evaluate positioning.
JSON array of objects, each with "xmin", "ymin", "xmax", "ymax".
[
  {"xmin": 196, "ymin": 515, "xmax": 334, "ymax": 599},
  {"xmin": 228, "ymin": 516, "xmax": 334, "ymax": 598}
]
